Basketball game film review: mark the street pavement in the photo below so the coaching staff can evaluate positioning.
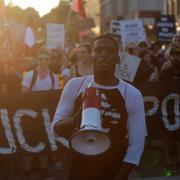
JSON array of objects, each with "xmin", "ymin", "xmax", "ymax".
[
  {"xmin": 128, "ymin": 145, "xmax": 180, "ymax": 180},
  {"xmin": 1, "ymin": 146, "xmax": 180, "ymax": 180}
]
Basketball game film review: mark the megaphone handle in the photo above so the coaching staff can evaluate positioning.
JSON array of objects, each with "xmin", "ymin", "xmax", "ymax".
[{"xmin": 72, "ymin": 107, "xmax": 82, "ymax": 131}]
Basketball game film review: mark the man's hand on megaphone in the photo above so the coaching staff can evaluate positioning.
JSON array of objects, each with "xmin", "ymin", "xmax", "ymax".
[
  {"xmin": 54, "ymin": 117, "xmax": 74, "ymax": 138},
  {"xmin": 55, "ymin": 117, "xmax": 74, "ymax": 130},
  {"xmin": 54, "ymin": 108, "xmax": 82, "ymax": 137}
]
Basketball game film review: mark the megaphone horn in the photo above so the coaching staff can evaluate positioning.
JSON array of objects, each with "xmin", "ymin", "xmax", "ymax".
[{"xmin": 70, "ymin": 85, "xmax": 111, "ymax": 156}]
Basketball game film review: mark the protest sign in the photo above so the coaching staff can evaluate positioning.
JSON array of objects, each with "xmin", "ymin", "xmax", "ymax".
[
  {"xmin": 115, "ymin": 52, "xmax": 141, "ymax": 82},
  {"xmin": 120, "ymin": 19, "xmax": 147, "ymax": 48},
  {"xmin": 46, "ymin": 23, "xmax": 64, "ymax": 49},
  {"xmin": 110, "ymin": 20, "xmax": 121, "ymax": 35},
  {"xmin": 156, "ymin": 15, "xmax": 176, "ymax": 43}
]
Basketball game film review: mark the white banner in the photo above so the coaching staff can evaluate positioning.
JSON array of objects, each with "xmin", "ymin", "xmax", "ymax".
[
  {"xmin": 115, "ymin": 52, "xmax": 141, "ymax": 82},
  {"xmin": 46, "ymin": 23, "xmax": 64, "ymax": 49},
  {"xmin": 120, "ymin": 19, "xmax": 146, "ymax": 48}
]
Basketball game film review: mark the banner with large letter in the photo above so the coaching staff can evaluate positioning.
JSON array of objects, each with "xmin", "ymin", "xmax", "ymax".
[{"xmin": 0, "ymin": 80, "xmax": 180, "ymax": 156}]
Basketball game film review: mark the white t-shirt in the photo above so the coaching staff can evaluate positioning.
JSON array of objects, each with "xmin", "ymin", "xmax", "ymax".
[
  {"xmin": 52, "ymin": 75, "xmax": 146, "ymax": 165},
  {"xmin": 22, "ymin": 70, "xmax": 59, "ymax": 91}
]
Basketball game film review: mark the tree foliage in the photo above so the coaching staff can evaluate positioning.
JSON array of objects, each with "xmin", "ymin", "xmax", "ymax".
[{"xmin": 4, "ymin": 0, "xmax": 79, "ymax": 43}]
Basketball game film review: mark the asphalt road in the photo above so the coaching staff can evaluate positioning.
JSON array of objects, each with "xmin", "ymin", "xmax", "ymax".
[{"xmin": 0, "ymin": 146, "xmax": 180, "ymax": 180}]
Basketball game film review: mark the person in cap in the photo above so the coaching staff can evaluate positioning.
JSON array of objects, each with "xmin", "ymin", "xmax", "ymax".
[
  {"xmin": 160, "ymin": 47, "xmax": 180, "ymax": 80},
  {"xmin": 21, "ymin": 46, "xmax": 59, "ymax": 92},
  {"xmin": 51, "ymin": 34, "xmax": 146, "ymax": 180},
  {"xmin": 164, "ymin": 32, "xmax": 180, "ymax": 61}
]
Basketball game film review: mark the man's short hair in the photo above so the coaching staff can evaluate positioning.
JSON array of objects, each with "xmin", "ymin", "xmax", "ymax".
[{"xmin": 93, "ymin": 34, "xmax": 119, "ymax": 51}]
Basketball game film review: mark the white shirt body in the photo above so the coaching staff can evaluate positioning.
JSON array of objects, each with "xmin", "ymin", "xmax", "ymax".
[{"xmin": 52, "ymin": 75, "xmax": 146, "ymax": 165}]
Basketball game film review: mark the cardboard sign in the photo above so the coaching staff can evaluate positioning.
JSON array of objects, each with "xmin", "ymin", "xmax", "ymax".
[
  {"xmin": 156, "ymin": 15, "xmax": 176, "ymax": 42},
  {"xmin": 115, "ymin": 52, "xmax": 141, "ymax": 82},
  {"xmin": 120, "ymin": 19, "xmax": 146, "ymax": 47},
  {"xmin": 110, "ymin": 20, "xmax": 121, "ymax": 35},
  {"xmin": 46, "ymin": 23, "xmax": 64, "ymax": 49}
]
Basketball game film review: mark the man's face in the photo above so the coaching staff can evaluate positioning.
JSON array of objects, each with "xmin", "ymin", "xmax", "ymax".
[{"xmin": 92, "ymin": 38, "xmax": 118, "ymax": 73}]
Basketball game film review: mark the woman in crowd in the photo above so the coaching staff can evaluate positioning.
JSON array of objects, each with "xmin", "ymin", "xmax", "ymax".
[
  {"xmin": 69, "ymin": 42, "xmax": 93, "ymax": 77},
  {"xmin": 21, "ymin": 46, "xmax": 60, "ymax": 178},
  {"xmin": 21, "ymin": 46, "xmax": 59, "ymax": 92}
]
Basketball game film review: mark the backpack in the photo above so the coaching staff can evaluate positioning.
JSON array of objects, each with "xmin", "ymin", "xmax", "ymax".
[{"xmin": 28, "ymin": 69, "xmax": 55, "ymax": 91}]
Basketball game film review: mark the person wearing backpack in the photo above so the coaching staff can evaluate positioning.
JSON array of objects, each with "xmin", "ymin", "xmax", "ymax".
[
  {"xmin": 21, "ymin": 46, "xmax": 59, "ymax": 92},
  {"xmin": 21, "ymin": 46, "xmax": 59, "ymax": 178}
]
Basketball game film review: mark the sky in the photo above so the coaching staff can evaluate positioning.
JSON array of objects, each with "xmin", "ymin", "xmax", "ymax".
[{"xmin": 5, "ymin": 0, "xmax": 61, "ymax": 16}]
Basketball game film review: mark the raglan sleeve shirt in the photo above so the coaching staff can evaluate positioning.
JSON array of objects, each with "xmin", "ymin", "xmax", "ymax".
[
  {"xmin": 52, "ymin": 78, "xmax": 146, "ymax": 165},
  {"xmin": 122, "ymin": 83, "xmax": 146, "ymax": 165},
  {"xmin": 51, "ymin": 77, "xmax": 83, "ymax": 135}
]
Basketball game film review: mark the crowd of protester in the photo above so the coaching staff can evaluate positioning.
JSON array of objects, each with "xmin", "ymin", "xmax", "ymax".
[
  {"xmin": 1, "ymin": 31, "xmax": 180, "ymax": 95},
  {"xmin": 0, "ymin": 29, "xmax": 180, "ymax": 179}
]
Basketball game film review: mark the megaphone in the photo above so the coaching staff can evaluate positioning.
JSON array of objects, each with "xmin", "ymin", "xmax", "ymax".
[{"xmin": 70, "ymin": 83, "xmax": 111, "ymax": 156}]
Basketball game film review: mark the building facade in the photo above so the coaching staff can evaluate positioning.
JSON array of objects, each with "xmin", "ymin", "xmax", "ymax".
[{"xmin": 97, "ymin": 0, "xmax": 180, "ymax": 33}]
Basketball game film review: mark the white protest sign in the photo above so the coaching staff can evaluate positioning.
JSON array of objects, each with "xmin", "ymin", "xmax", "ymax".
[
  {"xmin": 110, "ymin": 20, "xmax": 121, "ymax": 35},
  {"xmin": 120, "ymin": 19, "xmax": 146, "ymax": 47},
  {"xmin": 46, "ymin": 23, "xmax": 64, "ymax": 49},
  {"xmin": 115, "ymin": 52, "xmax": 141, "ymax": 82}
]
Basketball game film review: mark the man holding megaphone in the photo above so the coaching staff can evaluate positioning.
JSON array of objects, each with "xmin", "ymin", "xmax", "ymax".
[{"xmin": 52, "ymin": 34, "xmax": 146, "ymax": 180}]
